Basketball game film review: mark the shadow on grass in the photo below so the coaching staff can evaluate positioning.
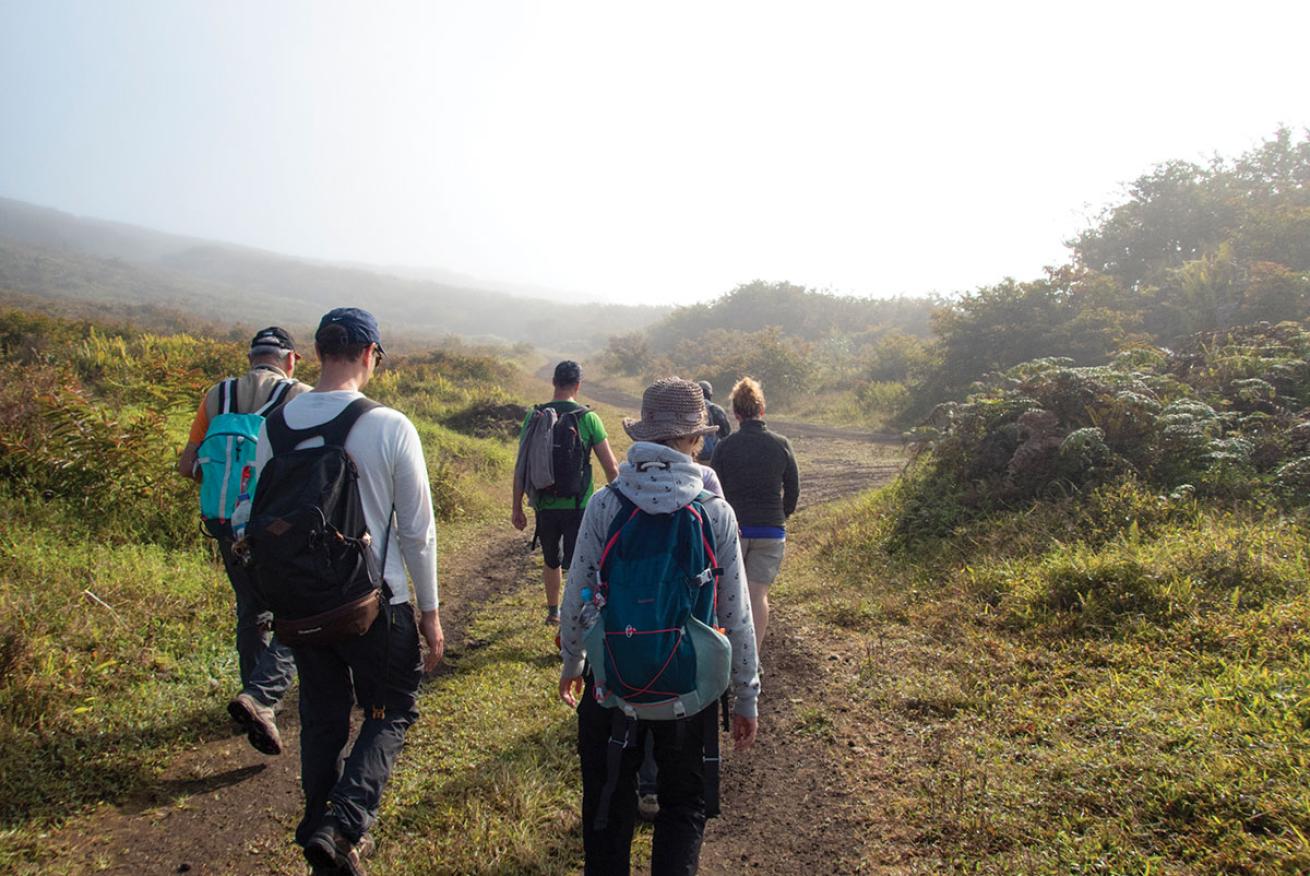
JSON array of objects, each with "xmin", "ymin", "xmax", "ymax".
[
  {"xmin": 0, "ymin": 703, "xmax": 241, "ymax": 830},
  {"xmin": 118, "ymin": 763, "xmax": 268, "ymax": 816}
]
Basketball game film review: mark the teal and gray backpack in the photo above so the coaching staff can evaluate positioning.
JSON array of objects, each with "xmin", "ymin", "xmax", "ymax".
[
  {"xmin": 583, "ymin": 485, "xmax": 733, "ymax": 827},
  {"xmin": 197, "ymin": 378, "xmax": 294, "ymax": 538},
  {"xmin": 584, "ymin": 487, "xmax": 731, "ymax": 719}
]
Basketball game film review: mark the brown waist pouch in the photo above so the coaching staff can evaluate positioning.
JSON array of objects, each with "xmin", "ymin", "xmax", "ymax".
[{"xmin": 275, "ymin": 589, "xmax": 382, "ymax": 646}]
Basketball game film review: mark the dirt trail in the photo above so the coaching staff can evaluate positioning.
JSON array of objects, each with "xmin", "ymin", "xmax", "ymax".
[
  {"xmin": 698, "ymin": 422, "xmax": 905, "ymax": 875},
  {"xmin": 48, "ymin": 527, "xmax": 535, "ymax": 876}
]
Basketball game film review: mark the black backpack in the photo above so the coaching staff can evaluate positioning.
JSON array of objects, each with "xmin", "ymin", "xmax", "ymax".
[
  {"xmin": 541, "ymin": 404, "xmax": 591, "ymax": 503},
  {"xmin": 245, "ymin": 398, "xmax": 390, "ymax": 645}
]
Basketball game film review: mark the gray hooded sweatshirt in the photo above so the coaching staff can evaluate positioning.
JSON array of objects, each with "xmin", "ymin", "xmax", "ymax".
[{"xmin": 559, "ymin": 441, "xmax": 761, "ymax": 718}]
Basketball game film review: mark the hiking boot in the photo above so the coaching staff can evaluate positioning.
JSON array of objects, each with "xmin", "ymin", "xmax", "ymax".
[
  {"xmin": 304, "ymin": 822, "xmax": 367, "ymax": 876},
  {"xmin": 227, "ymin": 692, "xmax": 283, "ymax": 756},
  {"xmin": 637, "ymin": 792, "xmax": 660, "ymax": 822}
]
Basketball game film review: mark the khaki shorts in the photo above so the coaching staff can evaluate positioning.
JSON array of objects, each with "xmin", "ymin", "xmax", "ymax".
[{"xmin": 740, "ymin": 537, "xmax": 786, "ymax": 585}]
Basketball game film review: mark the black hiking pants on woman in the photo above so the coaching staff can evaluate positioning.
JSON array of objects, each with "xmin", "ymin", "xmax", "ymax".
[{"xmin": 577, "ymin": 678, "xmax": 710, "ymax": 876}]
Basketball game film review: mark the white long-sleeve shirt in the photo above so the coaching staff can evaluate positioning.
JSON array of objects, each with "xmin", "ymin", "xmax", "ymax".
[{"xmin": 253, "ymin": 390, "xmax": 439, "ymax": 611}]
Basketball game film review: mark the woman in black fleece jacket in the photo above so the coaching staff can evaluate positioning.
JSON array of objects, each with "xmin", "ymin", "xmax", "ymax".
[{"xmin": 709, "ymin": 377, "xmax": 799, "ymax": 650}]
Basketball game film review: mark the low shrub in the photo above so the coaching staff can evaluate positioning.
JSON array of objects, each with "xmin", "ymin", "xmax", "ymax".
[{"xmin": 899, "ymin": 322, "xmax": 1310, "ymax": 545}]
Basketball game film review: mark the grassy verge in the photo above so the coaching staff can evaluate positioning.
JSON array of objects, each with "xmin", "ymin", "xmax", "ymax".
[
  {"xmin": 0, "ymin": 496, "xmax": 235, "ymax": 870},
  {"xmin": 778, "ymin": 480, "xmax": 1310, "ymax": 875},
  {"xmin": 0, "ymin": 310, "xmax": 535, "ymax": 870}
]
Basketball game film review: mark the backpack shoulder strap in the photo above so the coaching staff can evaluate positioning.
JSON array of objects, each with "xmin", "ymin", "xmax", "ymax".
[
  {"xmin": 254, "ymin": 379, "xmax": 294, "ymax": 417},
  {"xmin": 263, "ymin": 397, "xmax": 383, "ymax": 456},
  {"xmin": 318, "ymin": 398, "xmax": 383, "ymax": 448},
  {"xmin": 597, "ymin": 487, "xmax": 641, "ymax": 576},
  {"xmin": 609, "ymin": 485, "xmax": 637, "ymax": 516},
  {"xmin": 218, "ymin": 378, "xmax": 239, "ymax": 415},
  {"xmin": 558, "ymin": 403, "xmax": 589, "ymax": 421},
  {"xmin": 263, "ymin": 406, "xmax": 295, "ymax": 456}
]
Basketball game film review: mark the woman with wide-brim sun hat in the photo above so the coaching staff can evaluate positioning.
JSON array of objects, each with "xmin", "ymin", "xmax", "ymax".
[{"xmin": 557, "ymin": 377, "xmax": 761, "ymax": 875}]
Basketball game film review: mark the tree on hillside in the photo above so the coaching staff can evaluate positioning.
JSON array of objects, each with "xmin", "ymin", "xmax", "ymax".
[
  {"xmin": 1074, "ymin": 127, "xmax": 1310, "ymax": 288},
  {"xmin": 918, "ymin": 268, "xmax": 1143, "ymax": 409},
  {"xmin": 644, "ymin": 280, "xmax": 935, "ymax": 353},
  {"xmin": 670, "ymin": 326, "xmax": 814, "ymax": 409},
  {"xmin": 603, "ymin": 331, "xmax": 652, "ymax": 376},
  {"xmin": 905, "ymin": 128, "xmax": 1310, "ymax": 422},
  {"xmin": 1071, "ymin": 159, "xmax": 1235, "ymax": 290}
]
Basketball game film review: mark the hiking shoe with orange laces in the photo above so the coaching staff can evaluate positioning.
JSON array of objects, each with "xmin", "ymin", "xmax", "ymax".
[
  {"xmin": 227, "ymin": 692, "xmax": 283, "ymax": 756},
  {"xmin": 304, "ymin": 822, "xmax": 367, "ymax": 876},
  {"xmin": 307, "ymin": 835, "xmax": 373, "ymax": 875}
]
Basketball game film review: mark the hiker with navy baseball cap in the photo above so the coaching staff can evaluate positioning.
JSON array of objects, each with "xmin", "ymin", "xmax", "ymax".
[
  {"xmin": 243, "ymin": 306, "xmax": 442, "ymax": 873},
  {"xmin": 176, "ymin": 326, "xmax": 311, "ymax": 758},
  {"xmin": 317, "ymin": 306, "xmax": 386, "ymax": 356}
]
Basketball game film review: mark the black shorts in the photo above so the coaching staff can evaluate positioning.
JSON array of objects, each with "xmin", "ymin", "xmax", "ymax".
[{"xmin": 535, "ymin": 508, "xmax": 583, "ymax": 570}]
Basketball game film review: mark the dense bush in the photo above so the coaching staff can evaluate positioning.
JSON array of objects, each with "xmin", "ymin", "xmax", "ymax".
[
  {"xmin": 900, "ymin": 321, "xmax": 1310, "ymax": 542},
  {"xmin": 0, "ymin": 312, "xmax": 238, "ymax": 548}
]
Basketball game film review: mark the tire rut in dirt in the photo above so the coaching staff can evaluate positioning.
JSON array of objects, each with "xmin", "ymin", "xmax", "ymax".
[{"xmin": 698, "ymin": 620, "xmax": 875, "ymax": 874}]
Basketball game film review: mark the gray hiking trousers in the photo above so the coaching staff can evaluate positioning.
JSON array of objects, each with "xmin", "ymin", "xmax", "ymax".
[{"xmin": 218, "ymin": 537, "xmax": 296, "ymax": 706}]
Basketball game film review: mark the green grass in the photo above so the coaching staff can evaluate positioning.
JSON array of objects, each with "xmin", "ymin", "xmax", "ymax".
[
  {"xmin": 0, "ymin": 498, "xmax": 235, "ymax": 870},
  {"xmin": 373, "ymin": 585, "xmax": 588, "ymax": 875},
  {"xmin": 782, "ymin": 480, "xmax": 1310, "ymax": 875}
]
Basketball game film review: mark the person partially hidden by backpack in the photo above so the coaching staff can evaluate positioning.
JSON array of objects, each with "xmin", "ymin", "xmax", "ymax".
[
  {"xmin": 695, "ymin": 380, "xmax": 732, "ymax": 463},
  {"xmin": 559, "ymin": 377, "xmax": 760, "ymax": 876},
  {"xmin": 176, "ymin": 326, "xmax": 310, "ymax": 755},
  {"xmin": 710, "ymin": 377, "xmax": 799, "ymax": 652},
  {"xmin": 244, "ymin": 308, "xmax": 444, "ymax": 875},
  {"xmin": 512, "ymin": 360, "xmax": 619, "ymax": 625}
]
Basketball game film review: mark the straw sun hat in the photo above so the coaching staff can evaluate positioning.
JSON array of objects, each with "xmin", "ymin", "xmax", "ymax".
[{"xmin": 622, "ymin": 377, "xmax": 720, "ymax": 443}]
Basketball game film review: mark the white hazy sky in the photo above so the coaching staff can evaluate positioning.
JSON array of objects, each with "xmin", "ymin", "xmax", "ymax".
[{"xmin": 1, "ymin": 0, "xmax": 1307, "ymax": 305}]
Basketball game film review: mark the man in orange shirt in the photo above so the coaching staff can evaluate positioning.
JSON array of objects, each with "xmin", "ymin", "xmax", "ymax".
[{"xmin": 178, "ymin": 327, "xmax": 310, "ymax": 755}]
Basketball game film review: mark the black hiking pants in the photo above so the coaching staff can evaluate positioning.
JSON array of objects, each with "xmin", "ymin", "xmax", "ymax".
[
  {"xmin": 577, "ymin": 678, "xmax": 710, "ymax": 876},
  {"xmin": 535, "ymin": 507, "xmax": 583, "ymax": 570},
  {"xmin": 291, "ymin": 602, "xmax": 422, "ymax": 847}
]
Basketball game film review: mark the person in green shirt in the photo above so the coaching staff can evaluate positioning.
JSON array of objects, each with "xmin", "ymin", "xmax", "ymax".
[{"xmin": 513, "ymin": 360, "xmax": 620, "ymax": 624}]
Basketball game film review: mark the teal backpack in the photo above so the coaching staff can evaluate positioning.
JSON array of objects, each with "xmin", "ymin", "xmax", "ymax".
[
  {"xmin": 583, "ymin": 485, "xmax": 733, "ymax": 829},
  {"xmin": 583, "ymin": 487, "xmax": 731, "ymax": 720},
  {"xmin": 197, "ymin": 378, "xmax": 294, "ymax": 537}
]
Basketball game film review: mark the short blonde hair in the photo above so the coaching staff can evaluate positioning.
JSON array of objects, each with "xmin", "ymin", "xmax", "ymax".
[{"xmin": 730, "ymin": 377, "xmax": 765, "ymax": 419}]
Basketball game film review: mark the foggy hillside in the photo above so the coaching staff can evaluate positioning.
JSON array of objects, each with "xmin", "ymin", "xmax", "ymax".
[{"xmin": 0, "ymin": 197, "xmax": 665, "ymax": 349}]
